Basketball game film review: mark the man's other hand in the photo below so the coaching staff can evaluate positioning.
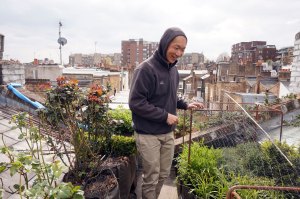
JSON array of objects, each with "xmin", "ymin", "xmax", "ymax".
[{"xmin": 166, "ymin": 113, "xmax": 178, "ymax": 125}]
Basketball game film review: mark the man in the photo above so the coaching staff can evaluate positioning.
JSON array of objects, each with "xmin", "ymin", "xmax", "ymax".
[{"xmin": 129, "ymin": 27, "xmax": 203, "ymax": 199}]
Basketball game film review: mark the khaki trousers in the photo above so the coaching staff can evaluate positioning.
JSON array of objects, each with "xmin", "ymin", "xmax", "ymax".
[{"xmin": 135, "ymin": 132, "xmax": 174, "ymax": 199}]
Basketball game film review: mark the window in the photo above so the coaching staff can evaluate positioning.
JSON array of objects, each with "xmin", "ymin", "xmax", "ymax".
[
  {"xmin": 179, "ymin": 82, "xmax": 183, "ymax": 89},
  {"xmin": 186, "ymin": 84, "xmax": 191, "ymax": 92}
]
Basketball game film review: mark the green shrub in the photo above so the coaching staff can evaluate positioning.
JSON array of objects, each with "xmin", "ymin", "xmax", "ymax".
[
  {"xmin": 222, "ymin": 141, "xmax": 300, "ymax": 198},
  {"xmin": 110, "ymin": 135, "xmax": 136, "ymax": 157},
  {"xmin": 236, "ymin": 142, "xmax": 267, "ymax": 176},
  {"xmin": 176, "ymin": 141, "xmax": 225, "ymax": 198},
  {"xmin": 108, "ymin": 106, "xmax": 134, "ymax": 135},
  {"xmin": 260, "ymin": 141, "xmax": 300, "ymax": 187},
  {"xmin": 177, "ymin": 141, "xmax": 296, "ymax": 198}
]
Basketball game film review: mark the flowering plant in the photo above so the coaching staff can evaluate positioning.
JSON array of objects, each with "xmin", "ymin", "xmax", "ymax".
[{"xmin": 39, "ymin": 76, "xmax": 114, "ymax": 182}]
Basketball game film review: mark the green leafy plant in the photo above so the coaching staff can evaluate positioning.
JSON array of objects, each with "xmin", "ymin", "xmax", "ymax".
[
  {"xmin": 38, "ymin": 76, "xmax": 114, "ymax": 182},
  {"xmin": 259, "ymin": 140, "xmax": 300, "ymax": 187},
  {"xmin": 38, "ymin": 76, "xmax": 137, "ymax": 185},
  {"xmin": 175, "ymin": 111, "xmax": 190, "ymax": 138},
  {"xmin": 264, "ymin": 91, "xmax": 270, "ymax": 106},
  {"xmin": 176, "ymin": 141, "xmax": 224, "ymax": 198},
  {"xmin": 177, "ymin": 141, "xmax": 291, "ymax": 198},
  {"xmin": 222, "ymin": 141, "xmax": 299, "ymax": 198},
  {"xmin": 288, "ymin": 114, "xmax": 300, "ymax": 127},
  {"xmin": 108, "ymin": 106, "xmax": 134, "ymax": 135},
  {"xmin": 0, "ymin": 112, "xmax": 84, "ymax": 198},
  {"xmin": 110, "ymin": 135, "xmax": 136, "ymax": 157}
]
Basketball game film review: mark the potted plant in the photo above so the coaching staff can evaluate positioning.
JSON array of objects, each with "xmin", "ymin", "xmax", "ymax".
[{"xmin": 38, "ymin": 76, "xmax": 137, "ymax": 199}]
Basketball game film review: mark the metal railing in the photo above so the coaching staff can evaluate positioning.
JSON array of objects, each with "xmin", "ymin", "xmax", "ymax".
[
  {"xmin": 226, "ymin": 185, "xmax": 300, "ymax": 199},
  {"xmin": 180, "ymin": 102, "xmax": 284, "ymax": 164}
]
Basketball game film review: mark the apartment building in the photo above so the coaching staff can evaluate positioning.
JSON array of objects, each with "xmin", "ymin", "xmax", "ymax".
[
  {"xmin": 276, "ymin": 46, "xmax": 294, "ymax": 66},
  {"xmin": 121, "ymin": 38, "xmax": 158, "ymax": 70},
  {"xmin": 231, "ymin": 41, "xmax": 277, "ymax": 64}
]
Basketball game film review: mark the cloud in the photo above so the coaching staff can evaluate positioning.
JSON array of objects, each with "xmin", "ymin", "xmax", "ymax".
[{"xmin": 1, "ymin": 0, "xmax": 300, "ymax": 63}]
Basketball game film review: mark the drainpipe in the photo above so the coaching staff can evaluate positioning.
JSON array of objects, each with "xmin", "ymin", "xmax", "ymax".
[{"xmin": 188, "ymin": 109, "xmax": 193, "ymax": 164}]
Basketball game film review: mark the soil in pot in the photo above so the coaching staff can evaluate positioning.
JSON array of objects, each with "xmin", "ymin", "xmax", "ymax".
[{"xmin": 84, "ymin": 169, "xmax": 120, "ymax": 199}]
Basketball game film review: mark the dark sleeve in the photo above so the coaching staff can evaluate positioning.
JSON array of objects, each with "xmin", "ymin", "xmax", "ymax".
[
  {"xmin": 177, "ymin": 96, "xmax": 188, "ymax": 110},
  {"xmin": 129, "ymin": 67, "xmax": 168, "ymax": 122}
]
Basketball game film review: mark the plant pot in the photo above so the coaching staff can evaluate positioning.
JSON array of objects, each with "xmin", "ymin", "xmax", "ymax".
[
  {"xmin": 99, "ymin": 155, "xmax": 137, "ymax": 199},
  {"xmin": 113, "ymin": 155, "xmax": 137, "ymax": 199},
  {"xmin": 63, "ymin": 155, "xmax": 137, "ymax": 199},
  {"xmin": 84, "ymin": 168, "xmax": 120, "ymax": 199},
  {"xmin": 177, "ymin": 181, "xmax": 199, "ymax": 199}
]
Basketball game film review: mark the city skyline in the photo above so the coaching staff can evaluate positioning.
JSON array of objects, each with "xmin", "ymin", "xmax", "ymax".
[{"xmin": 1, "ymin": 0, "xmax": 300, "ymax": 64}]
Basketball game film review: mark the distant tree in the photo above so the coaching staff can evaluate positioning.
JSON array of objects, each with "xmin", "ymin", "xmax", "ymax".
[{"xmin": 216, "ymin": 52, "xmax": 230, "ymax": 63}]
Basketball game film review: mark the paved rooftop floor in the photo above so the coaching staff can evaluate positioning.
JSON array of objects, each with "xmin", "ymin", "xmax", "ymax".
[{"xmin": 134, "ymin": 167, "xmax": 178, "ymax": 199}]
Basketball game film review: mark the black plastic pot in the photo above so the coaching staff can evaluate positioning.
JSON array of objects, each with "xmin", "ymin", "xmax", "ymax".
[
  {"xmin": 177, "ymin": 182, "xmax": 199, "ymax": 199},
  {"xmin": 84, "ymin": 168, "xmax": 120, "ymax": 199}
]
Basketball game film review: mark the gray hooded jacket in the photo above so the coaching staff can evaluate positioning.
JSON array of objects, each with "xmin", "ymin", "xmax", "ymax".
[{"xmin": 129, "ymin": 27, "xmax": 188, "ymax": 135}]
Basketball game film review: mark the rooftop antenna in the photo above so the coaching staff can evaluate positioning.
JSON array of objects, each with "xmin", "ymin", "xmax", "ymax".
[{"xmin": 57, "ymin": 21, "xmax": 67, "ymax": 65}]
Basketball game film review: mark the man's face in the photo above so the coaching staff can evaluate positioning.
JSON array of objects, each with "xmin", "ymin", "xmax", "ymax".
[{"xmin": 166, "ymin": 36, "xmax": 187, "ymax": 64}]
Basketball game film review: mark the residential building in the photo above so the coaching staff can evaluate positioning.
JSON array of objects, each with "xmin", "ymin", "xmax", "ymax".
[
  {"xmin": 121, "ymin": 38, "xmax": 158, "ymax": 70},
  {"xmin": 177, "ymin": 53, "xmax": 205, "ymax": 69},
  {"xmin": 112, "ymin": 53, "xmax": 121, "ymax": 66},
  {"xmin": 69, "ymin": 53, "xmax": 82, "ymax": 67},
  {"xmin": 177, "ymin": 69, "xmax": 210, "ymax": 100},
  {"xmin": 216, "ymin": 61, "xmax": 230, "ymax": 82},
  {"xmin": 276, "ymin": 46, "xmax": 294, "ymax": 66},
  {"xmin": 206, "ymin": 81, "xmax": 247, "ymax": 110},
  {"xmin": 100, "ymin": 53, "xmax": 122, "ymax": 70},
  {"xmin": 69, "ymin": 53, "xmax": 102, "ymax": 67},
  {"xmin": 278, "ymin": 66, "xmax": 291, "ymax": 82},
  {"xmin": 231, "ymin": 41, "xmax": 276, "ymax": 64},
  {"xmin": 218, "ymin": 41, "xmax": 277, "ymax": 82}
]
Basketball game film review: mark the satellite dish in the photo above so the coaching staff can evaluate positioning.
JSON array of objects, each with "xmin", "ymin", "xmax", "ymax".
[{"xmin": 58, "ymin": 37, "xmax": 67, "ymax": 46}]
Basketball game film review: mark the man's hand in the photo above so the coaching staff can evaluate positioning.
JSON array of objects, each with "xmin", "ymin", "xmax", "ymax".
[
  {"xmin": 187, "ymin": 102, "xmax": 204, "ymax": 110},
  {"xmin": 166, "ymin": 113, "xmax": 178, "ymax": 125}
]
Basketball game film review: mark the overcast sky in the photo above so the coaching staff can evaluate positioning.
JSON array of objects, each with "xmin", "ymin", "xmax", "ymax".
[{"xmin": 1, "ymin": 0, "xmax": 300, "ymax": 64}]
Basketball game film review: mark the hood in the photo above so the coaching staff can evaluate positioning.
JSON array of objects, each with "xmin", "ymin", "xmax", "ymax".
[{"xmin": 154, "ymin": 27, "xmax": 187, "ymax": 68}]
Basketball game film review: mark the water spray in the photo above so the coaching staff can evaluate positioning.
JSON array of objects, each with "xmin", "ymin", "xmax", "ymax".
[{"xmin": 224, "ymin": 91, "xmax": 294, "ymax": 167}]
